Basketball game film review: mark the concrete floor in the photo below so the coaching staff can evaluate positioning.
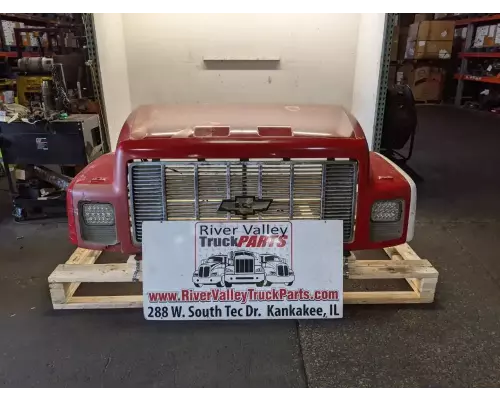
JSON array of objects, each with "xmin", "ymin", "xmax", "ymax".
[{"xmin": 1, "ymin": 105, "xmax": 500, "ymax": 387}]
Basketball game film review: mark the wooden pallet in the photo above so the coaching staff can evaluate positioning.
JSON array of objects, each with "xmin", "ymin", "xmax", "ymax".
[{"xmin": 48, "ymin": 244, "xmax": 438, "ymax": 310}]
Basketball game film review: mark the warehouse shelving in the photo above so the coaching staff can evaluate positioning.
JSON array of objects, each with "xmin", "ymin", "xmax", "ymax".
[
  {"xmin": 454, "ymin": 14, "xmax": 500, "ymax": 105},
  {"xmin": 0, "ymin": 13, "xmax": 82, "ymax": 57},
  {"xmin": 459, "ymin": 52, "xmax": 500, "ymax": 58},
  {"xmin": 0, "ymin": 51, "xmax": 52, "ymax": 58},
  {"xmin": 454, "ymin": 14, "xmax": 500, "ymax": 27},
  {"xmin": 0, "ymin": 13, "xmax": 80, "ymax": 27},
  {"xmin": 454, "ymin": 73, "xmax": 500, "ymax": 84}
]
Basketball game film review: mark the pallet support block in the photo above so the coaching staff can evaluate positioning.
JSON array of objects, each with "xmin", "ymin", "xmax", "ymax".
[{"xmin": 48, "ymin": 244, "xmax": 438, "ymax": 310}]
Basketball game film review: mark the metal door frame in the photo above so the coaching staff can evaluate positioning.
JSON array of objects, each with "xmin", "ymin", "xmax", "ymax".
[
  {"xmin": 373, "ymin": 13, "xmax": 398, "ymax": 152},
  {"xmin": 82, "ymin": 13, "xmax": 111, "ymax": 153}
]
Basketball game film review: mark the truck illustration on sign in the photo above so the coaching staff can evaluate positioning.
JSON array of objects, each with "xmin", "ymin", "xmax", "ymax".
[
  {"xmin": 193, "ymin": 250, "xmax": 293, "ymax": 288},
  {"xmin": 259, "ymin": 253, "xmax": 294, "ymax": 286},
  {"xmin": 193, "ymin": 254, "xmax": 228, "ymax": 288},
  {"xmin": 223, "ymin": 250, "xmax": 265, "ymax": 287}
]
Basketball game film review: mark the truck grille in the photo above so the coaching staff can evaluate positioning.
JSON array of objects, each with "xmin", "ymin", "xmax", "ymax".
[
  {"xmin": 277, "ymin": 265, "xmax": 290, "ymax": 277},
  {"xmin": 199, "ymin": 266, "xmax": 210, "ymax": 278},
  {"xmin": 128, "ymin": 160, "xmax": 357, "ymax": 243},
  {"xmin": 235, "ymin": 258, "xmax": 254, "ymax": 274}
]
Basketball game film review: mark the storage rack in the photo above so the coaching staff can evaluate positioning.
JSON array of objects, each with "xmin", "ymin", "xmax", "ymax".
[
  {"xmin": 0, "ymin": 13, "xmax": 82, "ymax": 59},
  {"xmin": 454, "ymin": 14, "xmax": 500, "ymax": 105}
]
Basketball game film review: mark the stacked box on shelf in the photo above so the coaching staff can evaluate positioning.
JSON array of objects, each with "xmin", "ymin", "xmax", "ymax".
[
  {"xmin": 27, "ymin": 26, "xmax": 49, "ymax": 48},
  {"xmin": 1, "ymin": 21, "xmax": 47, "ymax": 48},
  {"xmin": 414, "ymin": 14, "xmax": 435, "ymax": 23},
  {"xmin": 473, "ymin": 23, "xmax": 500, "ymax": 48},
  {"xmin": 405, "ymin": 20, "xmax": 455, "ymax": 59},
  {"xmin": 397, "ymin": 61, "xmax": 447, "ymax": 102},
  {"xmin": 388, "ymin": 14, "xmax": 414, "ymax": 85},
  {"xmin": 401, "ymin": 19, "xmax": 455, "ymax": 102},
  {"xmin": 2, "ymin": 20, "xmax": 24, "ymax": 46}
]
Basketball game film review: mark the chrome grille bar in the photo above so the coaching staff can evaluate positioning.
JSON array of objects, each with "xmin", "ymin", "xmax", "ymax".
[
  {"xmin": 320, "ymin": 163, "xmax": 326, "ymax": 219},
  {"xmin": 128, "ymin": 160, "xmax": 358, "ymax": 244},
  {"xmin": 289, "ymin": 163, "xmax": 294, "ymax": 219},
  {"xmin": 323, "ymin": 161, "xmax": 358, "ymax": 241},
  {"xmin": 225, "ymin": 163, "xmax": 231, "ymax": 220},
  {"xmin": 194, "ymin": 164, "xmax": 199, "ymax": 220}
]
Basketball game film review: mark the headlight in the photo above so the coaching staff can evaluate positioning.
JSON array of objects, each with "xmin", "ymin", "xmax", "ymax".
[
  {"xmin": 226, "ymin": 268, "xmax": 234, "ymax": 273},
  {"xmin": 256, "ymin": 268, "xmax": 263, "ymax": 273},
  {"xmin": 82, "ymin": 203, "xmax": 115, "ymax": 226},
  {"xmin": 269, "ymin": 271, "xmax": 276, "ymax": 275},
  {"xmin": 371, "ymin": 200, "xmax": 402, "ymax": 222},
  {"xmin": 289, "ymin": 271, "xmax": 294, "ymax": 275}
]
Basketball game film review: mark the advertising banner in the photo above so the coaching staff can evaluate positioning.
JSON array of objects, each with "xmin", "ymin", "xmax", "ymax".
[{"xmin": 143, "ymin": 220, "xmax": 343, "ymax": 320}]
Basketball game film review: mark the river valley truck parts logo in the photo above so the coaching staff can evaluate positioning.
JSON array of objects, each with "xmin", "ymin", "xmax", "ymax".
[{"xmin": 194, "ymin": 222, "xmax": 292, "ymax": 288}]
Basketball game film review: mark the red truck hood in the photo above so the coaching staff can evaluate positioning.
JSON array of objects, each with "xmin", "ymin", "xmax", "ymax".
[
  {"xmin": 115, "ymin": 103, "xmax": 369, "ymax": 168},
  {"xmin": 118, "ymin": 104, "xmax": 364, "ymax": 142}
]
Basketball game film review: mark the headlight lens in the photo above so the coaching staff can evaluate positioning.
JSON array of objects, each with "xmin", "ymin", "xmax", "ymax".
[
  {"xmin": 82, "ymin": 203, "xmax": 115, "ymax": 226},
  {"xmin": 371, "ymin": 200, "xmax": 402, "ymax": 222},
  {"xmin": 256, "ymin": 268, "xmax": 263, "ymax": 273}
]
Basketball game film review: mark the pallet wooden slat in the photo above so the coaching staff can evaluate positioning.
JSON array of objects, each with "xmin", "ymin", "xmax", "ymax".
[
  {"xmin": 48, "ymin": 244, "xmax": 438, "ymax": 309},
  {"xmin": 344, "ymin": 291, "xmax": 420, "ymax": 304},
  {"xmin": 384, "ymin": 244, "xmax": 438, "ymax": 301},
  {"xmin": 49, "ymin": 248, "xmax": 102, "ymax": 305},
  {"xmin": 54, "ymin": 295, "xmax": 143, "ymax": 310},
  {"xmin": 49, "ymin": 263, "xmax": 140, "ymax": 283},
  {"xmin": 348, "ymin": 260, "xmax": 436, "ymax": 279}
]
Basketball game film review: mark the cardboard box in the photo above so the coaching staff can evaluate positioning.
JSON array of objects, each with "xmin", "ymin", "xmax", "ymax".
[
  {"xmin": 417, "ymin": 21, "xmax": 455, "ymax": 41},
  {"xmin": 408, "ymin": 23, "xmax": 420, "ymax": 41},
  {"xmin": 434, "ymin": 13, "xmax": 448, "ymax": 20},
  {"xmin": 414, "ymin": 40, "xmax": 453, "ymax": 59},
  {"xmin": 474, "ymin": 24, "xmax": 498, "ymax": 47},
  {"xmin": 413, "ymin": 66, "xmax": 443, "ymax": 84},
  {"xmin": 495, "ymin": 24, "xmax": 500, "ymax": 45},
  {"xmin": 484, "ymin": 25, "xmax": 497, "ymax": 46},
  {"xmin": 1, "ymin": 21, "xmax": 25, "ymax": 46},
  {"xmin": 411, "ymin": 66, "xmax": 444, "ymax": 101},
  {"xmin": 414, "ymin": 14, "xmax": 434, "ymax": 23},
  {"xmin": 395, "ymin": 63, "xmax": 445, "ymax": 101},
  {"xmin": 405, "ymin": 40, "xmax": 453, "ymax": 59},
  {"xmin": 408, "ymin": 21, "xmax": 455, "ymax": 43},
  {"xmin": 413, "ymin": 80, "xmax": 442, "ymax": 102},
  {"xmin": 473, "ymin": 25, "xmax": 489, "ymax": 47},
  {"xmin": 455, "ymin": 27, "xmax": 468, "ymax": 39},
  {"xmin": 405, "ymin": 40, "xmax": 416, "ymax": 59}
]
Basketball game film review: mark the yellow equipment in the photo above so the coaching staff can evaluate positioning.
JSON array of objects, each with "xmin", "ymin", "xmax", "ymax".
[{"xmin": 16, "ymin": 75, "xmax": 52, "ymax": 107}]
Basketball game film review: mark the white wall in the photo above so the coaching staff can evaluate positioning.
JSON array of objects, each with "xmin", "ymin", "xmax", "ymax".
[
  {"xmin": 93, "ymin": 13, "xmax": 132, "ymax": 150},
  {"xmin": 122, "ymin": 13, "xmax": 360, "ymax": 109},
  {"xmin": 351, "ymin": 13, "xmax": 386, "ymax": 149},
  {"xmin": 95, "ymin": 13, "xmax": 385, "ymax": 148}
]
